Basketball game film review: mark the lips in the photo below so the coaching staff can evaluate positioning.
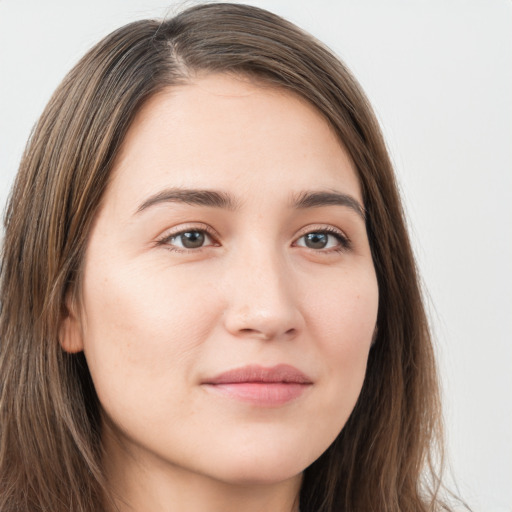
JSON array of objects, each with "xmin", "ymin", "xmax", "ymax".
[{"xmin": 202, "ymin": 364, "xmax": 312, "ymax": 406}]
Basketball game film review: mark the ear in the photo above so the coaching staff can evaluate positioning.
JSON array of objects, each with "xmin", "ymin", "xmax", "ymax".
[{"xmin": 58, "ymin": 292, "xmax": 84, "ymax": 354}]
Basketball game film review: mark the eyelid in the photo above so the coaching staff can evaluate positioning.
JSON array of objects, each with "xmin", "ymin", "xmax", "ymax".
[
  {"xmin": 155, "ymin": 223, "xmax": 220, "ymax": 251},
  {"xmin": 154, "ymin": 222, "xmax": 351, "ymax": 253},
  {"xmin": 293, "ymin": 224, "xmax": 351, "ymax": 251}
]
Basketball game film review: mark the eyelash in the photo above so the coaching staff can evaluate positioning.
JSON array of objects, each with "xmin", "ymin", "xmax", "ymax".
[
  {"xmin": 155, "ymin": 223, "xmax": 219, "ymax": 252},
  {"xmin": 294, "ymin": 226, "xmax": 351, "ymax": 253},
  {"xmin": 155, "ymin": 224, "xmax": 351, "ymax": 254}
]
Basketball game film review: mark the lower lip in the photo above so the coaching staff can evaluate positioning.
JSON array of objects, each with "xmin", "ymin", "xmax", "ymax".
[{"xmin": 203, "ymin": 382, "xmax": 310, "ymax": 406}]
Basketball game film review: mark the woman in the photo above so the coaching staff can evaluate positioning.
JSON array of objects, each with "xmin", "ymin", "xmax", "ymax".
[{"xmin": 0, "ymin": 3, "xmax": 454, "ymax": 511}]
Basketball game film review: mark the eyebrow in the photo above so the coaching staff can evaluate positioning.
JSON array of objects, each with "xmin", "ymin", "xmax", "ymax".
[
  {"xmin": 291, "ymin": 190, "xmax": 366, "ymax": 220},
  {"xmin": 135, "ymin": 187, "xmax": 365, "ymax": 220},
  {"xmin": 135, "ymin": 188, "xmax": 239, "ymax": 214}
]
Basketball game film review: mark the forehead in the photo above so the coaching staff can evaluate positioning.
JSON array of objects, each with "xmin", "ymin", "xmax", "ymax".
[{"xmin": 108, "ymin": 73, "xmax": 361, "ymax": 207}]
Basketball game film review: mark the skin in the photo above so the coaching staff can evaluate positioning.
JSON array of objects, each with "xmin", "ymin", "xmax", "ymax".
[{"xmin": 60, "ymin": 74, "xmax": 379, "ymax": 512}]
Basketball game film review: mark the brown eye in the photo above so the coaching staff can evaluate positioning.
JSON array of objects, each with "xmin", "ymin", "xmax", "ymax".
[
  {"xmin": 166, "ymin": 230, "xmax": 212, "ymax": 250},
  {"xmin": 304, "ymin": 232, "xmax": 329, "ymax": 249},
  {"xmin": 295, "ymin": 230, "xmax": 348, "ymax": 251}
]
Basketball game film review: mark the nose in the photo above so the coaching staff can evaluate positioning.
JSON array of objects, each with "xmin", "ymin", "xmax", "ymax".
[{"xmin": 222, "ymin": 249, "xmax": 304, "ymax": 342}]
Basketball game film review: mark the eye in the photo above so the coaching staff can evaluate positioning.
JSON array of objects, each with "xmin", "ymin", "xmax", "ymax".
[
  {"xmin": 158, "ymin": 228, "xmax": 217, "ymax": 251},
  {"xmin": 295, "ymin": 229, "xmax": 349, "ymax": 251}
]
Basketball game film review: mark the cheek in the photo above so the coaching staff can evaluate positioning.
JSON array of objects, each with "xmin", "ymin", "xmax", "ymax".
[
  {"xmin": 305, "ymin": 268, "xmax": 378, "ymax": 413},
  {"xmin": 307, "ymin": 265, "xmax": 378, "ymax": 349},
  {"xmin": 78, "ymin": 259, "xmax": 220, "ymax": 412}
]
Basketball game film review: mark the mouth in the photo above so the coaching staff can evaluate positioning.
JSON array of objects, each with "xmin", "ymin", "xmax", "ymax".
[{"xmin": 201, "ymin": 364, "xmax": 313, "ymax": 406}]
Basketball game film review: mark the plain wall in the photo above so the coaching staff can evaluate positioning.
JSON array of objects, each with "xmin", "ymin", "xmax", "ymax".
[{"xmin": 1, "ymin": 1, "xmax": 511, "ymax": 510}]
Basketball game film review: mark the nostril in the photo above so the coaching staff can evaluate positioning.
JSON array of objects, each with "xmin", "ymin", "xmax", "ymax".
[
  {"xmin": 223, "ymin": 299, "xmax": 304, "ymax": 341},
  {"xmin": 236, "ymin": 327, "xmax": 298, "ymax": 341}
]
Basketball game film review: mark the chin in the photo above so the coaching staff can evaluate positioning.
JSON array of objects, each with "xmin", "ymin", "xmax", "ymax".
[
  {"xmin": 212, "ymin": 462, "xmax": 304, "ymax": 487},
  {"xmin": 197, "ymin": 439, "xmax": 320, "ymax": 487}
]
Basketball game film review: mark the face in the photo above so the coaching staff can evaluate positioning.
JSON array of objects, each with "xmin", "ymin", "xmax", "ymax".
[{"xmin": 61, "ymin": 74, "xmax": 379, "ymax": 486}]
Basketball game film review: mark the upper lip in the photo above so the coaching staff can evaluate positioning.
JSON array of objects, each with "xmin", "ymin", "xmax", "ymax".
[{"xmin": 203, "ymin": 364, "xmax": 312, "ymax": 385}]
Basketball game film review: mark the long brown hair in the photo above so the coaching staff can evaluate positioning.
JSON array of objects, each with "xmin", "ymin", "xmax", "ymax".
[{"xmin": 1, "ymin": 3, "xmax": 449, "ymax": 511}]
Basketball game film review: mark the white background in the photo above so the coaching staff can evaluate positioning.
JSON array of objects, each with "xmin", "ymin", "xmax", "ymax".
[{"xmin": 0, "ymin": 1, "xmax": 510, "ymax": 510}]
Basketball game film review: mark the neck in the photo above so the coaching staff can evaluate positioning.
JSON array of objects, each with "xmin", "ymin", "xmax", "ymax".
[{"xmin": 102, "ymin": 426, "xmax": 302, "ymax": 512}]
